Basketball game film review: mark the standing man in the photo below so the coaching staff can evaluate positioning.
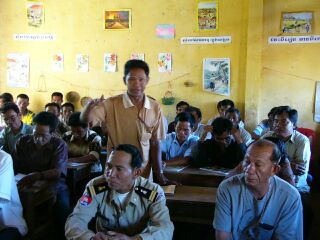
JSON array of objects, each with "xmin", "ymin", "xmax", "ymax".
[
  {"xmin": 65, "ymin": 144, "xmax": 174, "ymax": 240},
  {"xmin": 213, "ymin": 140, "xmax": 303, "ymax": 240},
  {"xmin": 81, "ymin": 60, "xmax": 172, "ymax": 185}
]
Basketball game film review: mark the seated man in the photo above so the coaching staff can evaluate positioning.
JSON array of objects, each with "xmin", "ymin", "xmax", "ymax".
[
  {"xmin": 252, "ymin": 107, "xmax": 277, "ymax": 140},
  {"xmin": 191, "ymin": 117, "xmax": 246, "ymax": 168},
  {"xmin": 0, "ymin": 150, "xmax": 27, "ymax": 240},
  {"xmin": 161, "ymin": 112, "xmax": 199, "ymax": 166},
  {"xmin": 51, "ymin": 91, "xmax": 63, "ymax": 106},
  {"xmin": 0, "ymin": 93, "xmax": 14, "ymax": 130},
  {"xmin": 45, "ymin": 102, "xmax": 69, "ymax": 137},
  {"xmin": 213, "ymin": 140, "xmax": 303, "ymax": 240},
  {"xmin": 16, "ymin": 94, "xmax": 35, "ymax": 126},
  {"xmin": 207, "ymin": 99, "xmax": 235, "ymax": 125},
  {"xmin": 63, "ymin": 112, "xmax": 102, "ymax": 174},
  {"xmin": 14, "ymin": 111, "xmax": 69, "ymax": 239},
  {"xmin": 61, "ymin": 102, "xmax": 74, "ymax": 126},
  {"xmin": 0, "ymin": 103, "xmax": 33, "ymax": 155},
  {"xmin": 225, "ymin": 107, "xmax": 252, "ymax": 146},
  {"xmin": 167, "ymin": 101, "xmax": 190, "ymax": 133},
  {"xmin": 65, "ymin": 144, "xmax": 174, "ymax": 240},
  {"xmin": 187, "ymin": 106, "xmax": 211, "ymax": 140}
]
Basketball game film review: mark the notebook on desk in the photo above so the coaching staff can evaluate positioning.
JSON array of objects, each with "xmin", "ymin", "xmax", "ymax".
[
  {"xmin": 164, "ymin": 165, "xmax": 189, "ymax": 173},
  {"xmin": 161, "ymin": 185, "xmax": 176, "ymax": 196},
  {"xmin": 199, "ymin": 166, "xmax": 231, "ymax": 176}
]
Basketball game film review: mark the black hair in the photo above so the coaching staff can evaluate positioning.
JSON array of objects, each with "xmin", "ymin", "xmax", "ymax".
[
  {"xmin": 268, "ymin": 107, "xmax": 278, "ymax": 117},
  {"xmin": 68, "ymin": 112, "xmax": 87, "ymax": 128},
  {"xmin": 226, "ymin": 107, "xmax": 241, "ymax": 118},
  {"xmin": 0, "ymin": 93, "xmax": 14, "ymax": 103},
  {"xmin": 211, "ymin": 117, "xmax": 233, "ymax": 135},
  {"xmin": 114, "ymin": 144, "xmax": 143, "ymax": 168},
  {"xmin": 45, "ymin": 102, "xmax": 61, "ymax": 112},
  {"xmin": 123, "ymin": 60, "xmax": 149, "ymax": 83},
  {"xmin": 274, "ymin": 106, "xmax": 298, "ymax": 125},
  {"xmin": 51, "ymin": 92, "xmax": 63, "ymax": 99},
  {"xmin": 174, "ymin": 112, "xmax": 195, "ymax": 129},
  {"xmin": 187, "ymin": 106, "xmax": 202, "ymax": 120},
  {"xmin": 250, "ymin": 139, "xmax": 281, "ymax": 164},
  {"xmin": 0, "ymin": 102, "xmax": 19, "ymax": 114},
  {"xmin": 16, "ymin": 93, "xmax": 29, "ymax": 101},
  {"xmin": 217, "ymin": 99, "xmax": 234, "ymax": 109},
  {"xmin": 61, "ymin": 102, "xmax": 75, "ymax": 112},
  {"xmin": 176, "ymin": 101, "xmax": 190, "ymax": 111},
  {"xmin": 33, "ymin": 111, "xmax": 59, "ymax": 133},
  {"xmin": 264, "ymin": 136, "xmax": 288, "ymax": 164}
]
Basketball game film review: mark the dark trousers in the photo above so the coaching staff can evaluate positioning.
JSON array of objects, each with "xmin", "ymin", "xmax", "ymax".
[
  {"xmin": 54, "ymin": 190, "xmax": 71, "ymax": 240},
  {"xmin": 0, "ymin": 227, "xmax": 22, "ymax": 240},
  {"xmin": 300, "ymin": 191, "xmax": 313, "ymax": 240}
]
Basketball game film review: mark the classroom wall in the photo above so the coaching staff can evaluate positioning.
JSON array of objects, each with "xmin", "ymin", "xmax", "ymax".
[
  {"xmin": 0, "ymin": 0, "xmax": 319, "ymax": 133},
  {"xmin": 0, "ymin": 0, "xmax": 248, "ymax": 122}
]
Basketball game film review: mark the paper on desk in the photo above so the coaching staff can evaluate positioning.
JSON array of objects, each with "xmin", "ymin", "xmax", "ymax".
[
  {"xmin": 199, "ymin": 166, "xmax": 231, "ymax": 176},
  {"xmin": 15, "ymin": 173, "xmax": 26, "ymax": 182},
  {"xmin": 67, "ymin": 162, "xmax": 90, "ymax": 167},
  {"xmin": 165, "ymin": 165, "xmax": 189, "ymax": 173}
]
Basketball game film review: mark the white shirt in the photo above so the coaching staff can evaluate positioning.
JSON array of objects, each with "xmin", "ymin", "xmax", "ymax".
[{"xmin": 0, "ymin": 150, "xmax": 27, "ymax": 235}]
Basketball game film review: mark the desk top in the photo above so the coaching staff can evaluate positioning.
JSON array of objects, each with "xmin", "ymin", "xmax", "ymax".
[{"xmin": 166, "ymin": 185, "xmax": 217, "ymax": 204}]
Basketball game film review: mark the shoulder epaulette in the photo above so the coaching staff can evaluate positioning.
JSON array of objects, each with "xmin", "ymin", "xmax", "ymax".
[
  {"xmin": 87, "ymin": 178, "xmax": 109, "ymax": 197},
  {"xmin": 146, "ymin": 95, "xmax": 155, "ymax": 100},
  {"xmin": 134, "ymin": 186, "xmax": 158, "ymax": 202}
]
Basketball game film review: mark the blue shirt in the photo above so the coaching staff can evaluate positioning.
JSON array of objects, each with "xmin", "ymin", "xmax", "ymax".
[
  {"xmin": 213, "ymin": 174, "xmax": 303, "ymax": 240},
  {"xmin": 161, "ymin": 133, "xmax": 199, "ymax": 160}
]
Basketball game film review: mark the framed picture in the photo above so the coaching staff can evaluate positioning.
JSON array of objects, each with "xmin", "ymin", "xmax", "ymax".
[
  {"xmin": 203, "ymin": 58, "xmax": 230, "ymax": 96},
  {"xmin": 104, "ymin": 10, "xmax": 131, "ymax": 30},
  {"xmin": 197, "ymin": 1, "xmax": 218, "ymax": 30},
  {"xmin": 26, "ymin": 1, "xmax": 44, "ymax": 27},
  {"xmin": 281, "ymin": 12, "xmax": 312, "ymax": 34}
]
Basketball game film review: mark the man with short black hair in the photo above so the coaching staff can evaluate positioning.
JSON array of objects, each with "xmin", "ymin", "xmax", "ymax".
[
  {"xmin": 61, "ymin": 102, "xmax": 75, "ymax": 125},
  {"xmin": 45, "ymin": 102, "xmax": 69, "ymax": 137},
  {"xmin": 0, "ymin": 93, "xmax": 14, "ymax": 129},
  {"xmin": 213, "ymin": 140, "xmax": 303, "ymax": 240},
  {"xmin": 51, "ymin": 92, "xmax": 63, "ymax": 106},
  {"xmin": 162, "ymin": 112, "xmax": 199, "ymax": 166},
  {"xmin": 16, "ymin": 94, "xmax": 35, "ymax": 126},
  {"xmin": 0, "ymin": 103, "xmax": 33, "ymax": 155},
  {"xmin": 65, "ymin": 144, "xmax": 174, "ymax": 240},
  {"xmin": 81, "ymin": 60, "xmax": 172, "ymax": 185},
  {"xmin": 191, "ymin": 117, "xmax": 246, "ymax": 168},
  {"xmin": 167, "ymin": 101, "xmax": 190, "ymax": 133}
]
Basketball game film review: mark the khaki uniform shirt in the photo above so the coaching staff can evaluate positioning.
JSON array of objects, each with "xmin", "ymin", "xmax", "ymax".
[
  {"xmin": 91, "ymin": 93, "xmax": 166, "ymax": 177},
  {"xmin": 65, "ymin": 176, "xmax": 174, "ymax": 240}
]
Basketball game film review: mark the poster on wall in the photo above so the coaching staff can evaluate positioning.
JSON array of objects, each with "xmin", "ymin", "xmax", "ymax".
[
  {"xmin": 156, "ymin": 24, "xmax": 175, "ymax": 38},
  {"xmin": 158, "ymin": 53, "xmax": 172, "ymax": 72},
  {"xmin": 197, "ymin": 1, "xmax": 218, "ymax": 30},
  {"xmin": 130, "ymin": 53, "xmax": 145, "ymax": 61},
  {"xmin": 314, "ymin": 81, "xmax": 320, "ymax": 122},
  {"xmin": 104, "ymin": 10, "xmax": 131, "ymax": 30},
  {"xmin": 281, "ymin": 12, "xmax": 312, "ymax": 34},
  {"xmin": 52, "ymin": 53, "xmax": 64, "ymax": 72},
  {"xmin": 7, "ymin": 53, "xmax": 30, "ymax": 88},
  {"xmin": 26, "ymin": 1, "xmax": 44, "ymax": 27},
  {"xmin": 203, "ymin": 58, "xmax": 230, "ymax": 96},
  {"xmin": 76, "ymin": 54, "xmax": 89, "ymax": 72},
  {"xmin": 104, "ymin": 53, "xmax": 117, "ymax": 72}
]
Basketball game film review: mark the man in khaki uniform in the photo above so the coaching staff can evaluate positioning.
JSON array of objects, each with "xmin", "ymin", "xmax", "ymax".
[
  {"xmin": 81, "ymin": 60, "xmax": 173, "ymax": 185},
  {"xmin": 65, "ymin": 144, "xmax": 174, "ymax": 240}
]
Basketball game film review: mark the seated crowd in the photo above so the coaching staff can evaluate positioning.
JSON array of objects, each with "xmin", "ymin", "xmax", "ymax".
[{"xmin": 0, "ymin": 62, "xmax": 315, "ymax": 240}]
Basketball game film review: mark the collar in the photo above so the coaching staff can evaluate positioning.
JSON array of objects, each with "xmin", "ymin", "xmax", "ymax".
[
  {"xmin": 108, "ymin": 178, "xmax": 140, "ymax": 207},
  {"xmin": 8, "ymin": 121, "xmax": 27, "ymax": 135},
  {"xmin": 122, "ymin": 92, "xmax": 151, "ymax": 109},
  {"xmin": 172, "ymin": 132, "xmax": 190, "ymax": 146}
]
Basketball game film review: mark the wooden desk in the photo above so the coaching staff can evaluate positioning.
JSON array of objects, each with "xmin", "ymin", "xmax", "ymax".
[
  {"xmin": 166, "ymin": 185, "xmax": 217, "ymax": 225},
  {"xmin": 67, "ymin": 162, "xmax": 92, "ymax": 205},
  {"xmin": 164, "ymin": 166, "xmax": 226, "ymax": 187}
]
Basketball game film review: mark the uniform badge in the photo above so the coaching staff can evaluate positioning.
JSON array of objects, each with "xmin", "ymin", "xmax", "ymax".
[{"xmin": 80, "ymin": 192, "xmax": 92, "ymax": 206}]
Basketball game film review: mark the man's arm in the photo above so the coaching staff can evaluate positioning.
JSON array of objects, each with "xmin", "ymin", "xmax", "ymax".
[
  {"xmin": 80, "ymin": 96, "xmax": 105, "ymax": 124},
  {"xmin": 215, "ymin": 230, "xmax": 233, "ymax": 240}
]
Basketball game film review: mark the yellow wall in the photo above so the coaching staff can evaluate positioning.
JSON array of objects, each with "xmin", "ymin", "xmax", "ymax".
[
  {"xmin": 0, "ymin": 0, "xmax": 319, "ymax": 132},
  {"xmin": 0, "ymin": 0, "xmax": 248, "ymax": 122}
]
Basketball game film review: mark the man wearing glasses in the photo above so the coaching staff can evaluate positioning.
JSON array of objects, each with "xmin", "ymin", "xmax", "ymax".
[{"xmin": 213, "ymin": 140, "xmax": 303, "ymax": 240}]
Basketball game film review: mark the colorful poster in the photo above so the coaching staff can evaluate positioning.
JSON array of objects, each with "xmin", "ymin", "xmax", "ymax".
[
  {"xmin": 104, "ymin": 10, "xmax": 131, "ymax": 30},
  {"xmin": 7, "ymin": 53, "xmax": 30, "ymax": 88},
  {"xmin": 130, "ymin": 53, "xmax": 145, "ymax": 61},
  {"xmin": 156, "ymin": 24, "xmax": 175, "ymax": 38},
  {"xmin": 282, "ymin": 12, "xmax": 312, "ymax": 33},
  {"xmin": 52, "ymin": 53, "xmax": 64, "ymax": 72},
  {"xmin": 197, "ymin": 1, "xmax": 218, "ymax": 30},
  {"xmin": 203, "ymin": 58, "xmax": 230, "ymax": 96},
  {"xmin": 27, "ymin": 2, "xmax": 44, "ymax": 27},
  {"xmin": 76, "ymin": 54, "xmax": 89, "ymax": 72},
  {"xmin": 158, "ymin": 53, "xmax": 172, "ymax": 72},
  {"xmin": 104, "ymin": 53, "xmax": 117, "ymax": 72}
]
